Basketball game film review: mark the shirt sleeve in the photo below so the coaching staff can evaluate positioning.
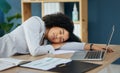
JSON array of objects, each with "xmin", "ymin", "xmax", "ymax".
[
  {"xmin": 60, "ymin": 42, "xmax": 86, "ymax": 51},
  {"xmin": 22, "ymin": 16, "xmax": 55, "ymax": 56}
]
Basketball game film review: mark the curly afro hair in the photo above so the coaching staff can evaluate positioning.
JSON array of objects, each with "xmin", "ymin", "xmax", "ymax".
[
  {"xmin": 42, "ymin": 12, "xmax": 74, "ymax": 33},
  {"xmin": 42, "ymin": 12, "xmax": 81, "ymax": 42}
]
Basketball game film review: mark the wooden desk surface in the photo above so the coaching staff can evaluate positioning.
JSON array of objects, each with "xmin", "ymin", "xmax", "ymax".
[{"xmin": 0, "ymin": 44, "xmax": 120, "ymax": 73}]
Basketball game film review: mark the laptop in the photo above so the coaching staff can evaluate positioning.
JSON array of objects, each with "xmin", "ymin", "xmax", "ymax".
[{"xmin": 71, "ymin": 25, "xmax": 115, "ymax": 61}]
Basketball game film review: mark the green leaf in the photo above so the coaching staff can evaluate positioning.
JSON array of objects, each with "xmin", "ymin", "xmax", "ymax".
[
  {"xmin": 0, "ymin": 0, "xmax": 11, "ymax": 13},
  {"xmin": 0, "ymin": 23, "xmax": 14, "ymax": 34},
  {"xmin": 15, "ymin": 13, "xmax": 21, "ymax": 19},
  {"xmin": 0, "ymin": 13, "xmax": 21, "ymax": 34},
  {"xmin": 7, "ymin": 16, "xmax": 15, "ymax": 22},
  {"xmin": 5, "ymin": 23, "xmax": 14, "ymax": 33},
  {"xmin": 7, "ymin": 13, "xmax": 21, "ymax": 22}
]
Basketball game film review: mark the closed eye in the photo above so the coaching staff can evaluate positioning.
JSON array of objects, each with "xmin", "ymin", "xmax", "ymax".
[
  {"xmin": 60, "ymin": 30, "xmax": 62, "ymax": 34},
  {"xmin": 59, "ymin": 29, "xmax": 65, "ymax": 42}
]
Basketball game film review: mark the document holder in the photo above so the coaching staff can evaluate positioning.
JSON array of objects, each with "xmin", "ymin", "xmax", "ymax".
[{"xmin": 49, "ymin": 60, "xmax": 101, "ymax": 73}]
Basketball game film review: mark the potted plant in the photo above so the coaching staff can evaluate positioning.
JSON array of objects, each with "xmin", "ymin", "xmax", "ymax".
[
  {"xmin": 0, "ymin": 13, "xmax": 21, "ymax": 34},
  {"xmin": 0, "ymin": 0, "xmax": 21, "ymax": 37}
]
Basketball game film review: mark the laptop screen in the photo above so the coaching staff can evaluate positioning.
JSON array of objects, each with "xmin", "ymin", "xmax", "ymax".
[{"xmin": 105, "ymin": 25, "xmax": 115, "ymax": 50}]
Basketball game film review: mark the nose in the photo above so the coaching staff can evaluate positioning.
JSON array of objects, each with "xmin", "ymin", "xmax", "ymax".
[{"xmin": 57, "ymin": 34, "xmax": 63, "ymax": 42}]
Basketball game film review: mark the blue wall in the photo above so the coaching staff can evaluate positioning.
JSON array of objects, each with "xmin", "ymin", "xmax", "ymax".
[
  {"xmin": 88, "ymin": 0, "xmax": 120, "ymax": 44},
  {"xmin": 1, "ymin": 0, "xmax": 120, "ymax": 44},
  {"xmin": 5, "ymin": 0, "xmax": 41, "ymax": 24}
]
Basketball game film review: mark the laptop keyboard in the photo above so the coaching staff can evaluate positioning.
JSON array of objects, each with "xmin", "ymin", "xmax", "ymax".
[{"xmin": 84, "ymin": 51, "xmax": 105, "ymax": 59}]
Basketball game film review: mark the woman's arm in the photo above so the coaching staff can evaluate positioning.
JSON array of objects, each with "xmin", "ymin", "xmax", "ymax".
[
  {"xmin": 52, "ymin": 42, "xmax": 113, "ymax": 53},
  {"xmin": 53, "ymin": 42, "xmax": 85, "ymax": 51},
  {"xmin": 22, "ymin": 16, "xmax": 55, "ymax": 56},
  {"xmin": 52, "ymin": 43, "xmax": 65, "ymax": 50}
]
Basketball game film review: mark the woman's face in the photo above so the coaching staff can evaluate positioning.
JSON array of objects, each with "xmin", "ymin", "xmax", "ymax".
[{"xmin": 46, "ymin": 27, "xmax": 69, "ymax": 43}]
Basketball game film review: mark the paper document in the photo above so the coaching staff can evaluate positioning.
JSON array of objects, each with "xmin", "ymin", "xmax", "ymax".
[
  {"xmin": 54, "ymin": 50, "xmax": 75, "ymax": 54},
  {"xmin": 0, "ymin": 61, "xmax": 15, "ymax": 71},
  {"xmin": 0, "ymin": 58, "xmax": 30, "ymax": 71},
  {"xmin": 21, "ymin": 57, "xmax": 72, "ymax": 70}
]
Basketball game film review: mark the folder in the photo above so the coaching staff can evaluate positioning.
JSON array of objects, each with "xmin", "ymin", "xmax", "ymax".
[{"xmin": 49, "ymin": 60, "xmax": 101, "ymax": 73}]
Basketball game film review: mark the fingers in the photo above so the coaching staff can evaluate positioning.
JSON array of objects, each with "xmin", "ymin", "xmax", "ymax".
[
  {"xmin": 106, "ymin": 47, "xmax": 114, "ymax": 53},
  {"xmin": 93, "ymin": 45, "xmax": 114, "ymax": 53},
  {"xmin": 102, "ymin": 47, "xmax": 114, "ymax": 53},
  {"xmin": 107, "ymin": 49, "xmax": 114, "ymax": 53}
]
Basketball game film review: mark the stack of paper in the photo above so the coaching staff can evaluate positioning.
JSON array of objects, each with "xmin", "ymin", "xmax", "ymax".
[{"xmin": 43, "ymin": 2, "xmax": 64, "ymax": 15}]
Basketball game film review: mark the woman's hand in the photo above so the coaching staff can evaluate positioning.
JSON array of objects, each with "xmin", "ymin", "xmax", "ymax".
[
  {"xmin": 52, "ymin": 43, "xmax": 65, "ymax": 50},
  {"xmin": 92, "ymin": 44, "xmax": 114, "ymax": 53},
  {"xmin": 84, "ymin": 44, "xmax": 114, "ymax": 53}
]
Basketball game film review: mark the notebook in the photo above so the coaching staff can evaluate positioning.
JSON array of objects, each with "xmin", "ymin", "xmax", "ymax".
[
  {"xmin": 0, "ymin": 58, "xmax": 30, "ymax": 71},
  {"xmin": 20, "ymin": 57, "xmax": 71, "ymax": 70},
  {"xmin": 71, "ymin": 25, "xmax": 115, "ymax": 61},
  {"xmin": 49, "ymin": 60, "xmax": 101, "ymax": 73}
]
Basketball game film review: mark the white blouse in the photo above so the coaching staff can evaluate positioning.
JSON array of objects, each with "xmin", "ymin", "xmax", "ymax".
[{"xmin": 0, "ymin": 16, "xmax": 85, "ymax": 58}]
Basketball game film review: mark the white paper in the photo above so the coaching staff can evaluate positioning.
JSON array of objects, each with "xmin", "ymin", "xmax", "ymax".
[
  {"xmin": 54, "ymin": 50, "xmax": 75, "ymax": 54},
  {"xmin": 21, "ymin": 57, "xmax": 72, "ymax": 70},
  {"xmin": 0, "ymin": 61, "xmax": 15, "ymax": 71},
  {"xmin": 0, "ymin": 58, "xmax": 28, "ymax": 65},
  {"xmin": 0, "ymin": 58, "xmax": 30, "ymax": 71}
]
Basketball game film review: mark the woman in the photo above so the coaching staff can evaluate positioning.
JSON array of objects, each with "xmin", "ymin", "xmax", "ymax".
[
  {"xmin": 42, "ymin": 13, "xmax": 113, "ymax": 52},
  {"xmin": 0, "ymin": 13, "xmax": 113, "ymax": 58}
]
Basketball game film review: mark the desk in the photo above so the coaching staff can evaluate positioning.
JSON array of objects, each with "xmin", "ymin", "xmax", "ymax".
[{"xmin": 0, "ymin": 44, "xmax": 120, "ymax": 73}]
